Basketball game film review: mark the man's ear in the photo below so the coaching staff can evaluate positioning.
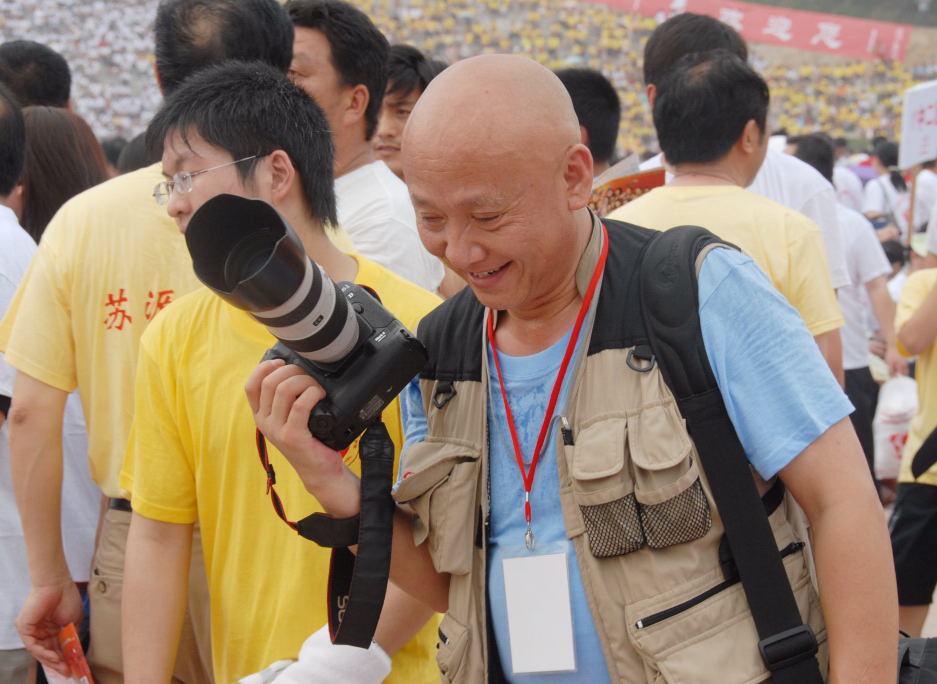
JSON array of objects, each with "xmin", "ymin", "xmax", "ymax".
[
  {"xmin": 268, "ymin": 150, "xmax": 296, "ymax": 204},
  {"xmin": 739, "ymin": 119, "xmax": 762, "ymax": 155},
  {"xmin": 341, "ymin": 84, "xmax": 370, "ymax": 130},
  {"xmin": 565, "ymin": 143, "xmax": 595, "ymax": 210},
  {"xmin": 3, "ymin": 183, "xmax": 25, "ymax": 221},
  {"xmin": 645, "ymin": 83, "xmax": 656, "ymax": 109}
]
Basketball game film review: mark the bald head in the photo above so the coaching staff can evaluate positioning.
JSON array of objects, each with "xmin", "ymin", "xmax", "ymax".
[{"xmin": 402, "ymin": 54, "xmax": 583, "ymax": 168}]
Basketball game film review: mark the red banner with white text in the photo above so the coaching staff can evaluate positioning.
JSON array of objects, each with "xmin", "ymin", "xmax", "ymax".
[{"xmin": 585, "ymin": 0, "xmax": 911, "ymax": 61}]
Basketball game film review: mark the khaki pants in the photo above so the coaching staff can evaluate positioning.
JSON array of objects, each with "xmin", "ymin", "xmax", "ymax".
[
  {"xmin": 87, "ymin": 507, "xmax": 213, "ymax": 684},
  {"xmin": 0, "ymin": 648, "xmax": 32, "ymax": 683}
]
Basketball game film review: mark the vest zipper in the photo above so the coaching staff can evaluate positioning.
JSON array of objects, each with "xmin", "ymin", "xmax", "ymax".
[{"xmin": 634, "ymin": 542, "xmax": 805, "ymax": 630}]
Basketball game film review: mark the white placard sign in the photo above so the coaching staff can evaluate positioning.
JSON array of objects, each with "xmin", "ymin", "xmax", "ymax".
[{"xmin": 899, "ymin": 79, "xmax": 937, "ymax": 170}]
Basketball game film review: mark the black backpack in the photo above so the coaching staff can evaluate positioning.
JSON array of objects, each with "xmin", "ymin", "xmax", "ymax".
[{"xmin": 640, "ymin": 225, "xmax": 937, "ymax": 684}]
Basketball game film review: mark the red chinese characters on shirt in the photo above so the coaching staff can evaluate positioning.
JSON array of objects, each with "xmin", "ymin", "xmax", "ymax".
[
  {"xmin": 145, "ymin": 290, "xmax": 175, "ymax": 321},
  {"xmin": 103, "ymin": 289, "xmax": 132, "ymax": 330},
  {"xmin": 102, "ymin": 288, "xmax": 176, "ymax": 330}
]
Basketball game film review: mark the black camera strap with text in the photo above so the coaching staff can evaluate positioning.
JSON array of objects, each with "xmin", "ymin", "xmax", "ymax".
[{"xmin": 256, "ymin": 421, "xmax": 396, "ymax": 648}]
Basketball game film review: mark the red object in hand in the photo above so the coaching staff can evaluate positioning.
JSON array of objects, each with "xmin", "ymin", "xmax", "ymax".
[{"xmin": 58, "ymin": 623, "xmax": 94, "ymax": 684}]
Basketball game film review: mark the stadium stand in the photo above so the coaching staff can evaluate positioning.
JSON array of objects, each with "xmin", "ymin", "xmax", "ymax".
[{"xmin": 0, "ymin": 0, "xmax": 933, "ymax": 158}]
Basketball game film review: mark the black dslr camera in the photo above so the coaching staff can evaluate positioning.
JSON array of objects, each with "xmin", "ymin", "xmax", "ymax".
[{"xmin": 185, "ymin": 194, "xmax": 428, "ymax": 451}]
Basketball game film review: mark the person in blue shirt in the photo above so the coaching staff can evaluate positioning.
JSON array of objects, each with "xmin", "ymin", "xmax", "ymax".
[{"xmin": 246, "ymin": 53, "xmax": 897, "ymax": 683}]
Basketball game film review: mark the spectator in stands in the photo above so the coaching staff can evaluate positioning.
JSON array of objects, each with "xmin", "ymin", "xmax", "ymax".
[
  {"xmin": 612, "ymin": 51, "xmax": 844, "ymax": 386},
  {"xmin": 0, "ymin": 40, "xmax": 71, "ymax": 108},
  {"xmin": 1, "ymin": 1, "xmax": 297, "ymax": 682},
  {"xmin": 375, "ymin": 44, "xmax": 445, "ymax": 180},
  {"xmin": 555, "ymin": 67, "xmax": 621, "ymax": 176},
  {"xmin": 100, "ymin": 136, "xmax": 127, "ymax": 178},
  {"xmin": 20, "ymin": 107, "xmax": 109, "ymax": 241},
  {"xmin": 864, "ymin": 140, "xmax": 911, "ymax": 240},
  {"xmin": 286, "ymin": 0, "xmax": 445, "ymax": 293},
  {"xmin": 790, "ymin": 133, "xmax": 906, "ymax": 483}
]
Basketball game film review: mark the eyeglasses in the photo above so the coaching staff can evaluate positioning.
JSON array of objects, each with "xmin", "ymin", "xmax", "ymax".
[{"xmin": 153, "ymin": 155, "xmax": 260, "ymax": 206}]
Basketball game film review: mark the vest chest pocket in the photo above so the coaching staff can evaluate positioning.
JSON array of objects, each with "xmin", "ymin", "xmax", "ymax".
[
  {"xmin": 568, "ymin": 403, "xmax": 712, "ymax": 559},
  {"xmin": 393, "ymin": 438, "xmax": 481, "ymax": 576},
  {"xmin": 630, "ymin": 403, "xmax": 712, "ymax": 549}
]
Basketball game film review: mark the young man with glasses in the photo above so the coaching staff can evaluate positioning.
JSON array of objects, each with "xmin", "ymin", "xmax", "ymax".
[
  {"xmin": 120, "ymin": 60, "xmax": 440, "ymax": 684},
  {"xmin": 0, "ymin": 2, "xmax": 294, "ymax": 681}
]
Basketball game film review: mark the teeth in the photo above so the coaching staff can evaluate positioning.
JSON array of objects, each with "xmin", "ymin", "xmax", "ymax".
[{"xmin": 472, "ymin": 267, "xmax": 501, "ymax": 278}]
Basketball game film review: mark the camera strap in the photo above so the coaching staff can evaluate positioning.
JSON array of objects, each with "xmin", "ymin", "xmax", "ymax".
[{"xmin": 255, "ymin": 422, "xmax": 396, "ymax": 648}]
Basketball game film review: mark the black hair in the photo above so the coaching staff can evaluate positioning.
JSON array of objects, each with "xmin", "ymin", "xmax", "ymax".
[
  {"xmin": 654, "ymin": 49, "xmax": 768, "ymax": 166},
  {"xmin": 100, "ymin": 136, "xmax": 128, "ymax": 168},
  {"xmin": 873, "ymin": 140, "xmax": 906, "ymax": 192},
  {"xmin": 147, "ymin": 60, "xmax": 336, "ymax": 226},
  {"xmin": 0, "ymin": 40, "xmax": 71, "ymax": 108},
  {"xmin": 791, "ymin": 133, "xmax": 834, "ymax": 183},
  {"xmin": 555, "ymin": 67, "xmax": 621, "ymax": 166},
  {"xmin": 286, "ymin": 0, "xmax": 389, "ymax": 140},
  {"xmin": 0, "ymin": 82, "xmax": 25, "ymax": 196},
  {"xmin": 117, "ymin": 132, "xmax": 160, "ymax": 174},
  {"xmin": 881, "ymin": 239, "xmax": 908, "ymax": 268},
  {"xmin": 154, "ymin": 0, "xmax": 293, "ymax": 95},
  {"xmin": 643, "ymin": 13, "xmax": 747, "ymax": 87},
  {"xmin": 386, "ymin": 44, "xmax": 446, "ymax": 98},
  {"xmin": 834, "ymin": 137, "xmax": 849, "ymax": 149}
]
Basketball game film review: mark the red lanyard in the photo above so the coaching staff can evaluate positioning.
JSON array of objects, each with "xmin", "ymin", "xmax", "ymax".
[{"xmin": 486, "ymin": 224, "xmax": 608, "ymax": 549}]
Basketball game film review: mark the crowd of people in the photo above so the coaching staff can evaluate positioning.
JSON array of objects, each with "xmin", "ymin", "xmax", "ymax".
[
  {"xmin": 1, "ymin": 1, "xmax": 937, "ymax": 683},
  {"xmin": 1, "ymin": 0, "xmax": 935, "ymax": 158}
]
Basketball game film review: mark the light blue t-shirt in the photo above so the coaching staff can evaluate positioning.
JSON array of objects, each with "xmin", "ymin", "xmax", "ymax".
[{"xmin": 399, "ymin": 248, "xmax": 852, "ymax": 681}]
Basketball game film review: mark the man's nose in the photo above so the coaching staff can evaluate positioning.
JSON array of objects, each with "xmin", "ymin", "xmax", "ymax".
[{"xmin": 166, "ymin": 190, "xmax": 190, "ymax": 232}]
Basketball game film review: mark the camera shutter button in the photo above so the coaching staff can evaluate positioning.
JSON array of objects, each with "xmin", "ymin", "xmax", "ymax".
[{"xmin": 352, "ymin": 303, "xmax": 364, "ymax": 314}]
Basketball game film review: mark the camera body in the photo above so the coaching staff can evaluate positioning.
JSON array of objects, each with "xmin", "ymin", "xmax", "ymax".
[{"xmin": 263, "ymin": 282, "xmax": 426, "ymax": 451}]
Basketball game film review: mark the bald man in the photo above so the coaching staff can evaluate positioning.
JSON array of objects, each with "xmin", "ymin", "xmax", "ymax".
[{"xmin": 248, "ymin": 55, "xmax": 896, "ymax": 682}]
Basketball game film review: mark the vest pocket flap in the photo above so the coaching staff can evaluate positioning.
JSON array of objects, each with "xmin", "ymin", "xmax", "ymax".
[
  {"xmin": 394, "ymin": 439, "xmax": 481, "ymax": 503},
  {"xmin": 393, "ymin": 439, "xmax": 480, "ymax": 576},
  {"xmin": 568, "ymin": 417, "xmax": 627, "ymax": 480},
  {"xmin": 628, "ymin": 403, "xmax": 693, "ymax": 471},
  {"xmin": 436, "ymin": 613, "xmax": 471, "ymax": 683}
]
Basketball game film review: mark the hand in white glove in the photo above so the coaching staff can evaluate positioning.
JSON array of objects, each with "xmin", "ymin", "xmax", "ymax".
[{"xmin": 271, "ymin": 624, "xmax": 391, "ymax": 684}]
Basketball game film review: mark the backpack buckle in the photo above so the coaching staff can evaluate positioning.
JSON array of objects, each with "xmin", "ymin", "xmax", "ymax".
[{"xmin": 758, "ymin": 624, "xmax": 818, "ymax": 672}]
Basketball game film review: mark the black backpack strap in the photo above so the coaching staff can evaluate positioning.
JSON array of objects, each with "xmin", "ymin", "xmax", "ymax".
[{"xmin": 638, "ymin": 226, "xmax": 822, "ymax": 683}]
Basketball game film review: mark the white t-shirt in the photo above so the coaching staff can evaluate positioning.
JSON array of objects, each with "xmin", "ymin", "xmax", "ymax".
[
  {"xmin": 915, "ymin": 168, "xmax": 937, "ymax": 232},
  {"xmin": 335, "ymin": 160, "xmax": 444, "ymax": 292},
  {"xmin": 834, "ymin": 165, "xmax": 864, "ymax": 213},
  {"xmin": 862, "ymin": 175, "xmax": 910, "ymax": 236},
  {"xmin": 928, "ymin": 205, "xmax": 937, "ymax": 257},
  {"xmin": 0, "ymin": 206, "xmax": 99, "ymax": 650},
  {"xmin": 835, "ymin": 205, "xmax": 891, "ymax": 370},
  {"xmin": 641, "ymin": 149, "xmax": 849, "ymax": 288}
]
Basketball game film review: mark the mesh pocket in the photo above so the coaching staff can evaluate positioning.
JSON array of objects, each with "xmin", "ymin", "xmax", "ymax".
[
  {"xmin": 579, "ymin": 493, "xmax": 645, "ymax": 558},
  {"xmin": 639, "ymin": 478, "xmax": 712, "ymax": 549}
]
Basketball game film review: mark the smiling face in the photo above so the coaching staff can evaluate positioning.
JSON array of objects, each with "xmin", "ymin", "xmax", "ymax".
[
  {"xmin": 374, "ymin": 87, "xmax": 421, "ymax": 178},
  {"xmin": 402, "ymin": 56, "xmax": 594, "ymax": 317},
  {"xmin": 161, "ymin": 129, "xmax": 263, "ymax": 234}
]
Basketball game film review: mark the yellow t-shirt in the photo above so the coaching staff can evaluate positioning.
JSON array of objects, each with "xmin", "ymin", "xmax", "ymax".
[
  {"xmin": 609, "ymin": 185, "xmax": 844, "ymax": 336},
  {"xmin": 0, "ymin": 163, "xmax": 200, "ymax": 497},
  {"xmin": 121, "ymin": 254, "xmax": 441, "ymax": 684},
  {"xmin": 897, "ymin": 268, "xmax": 937, "ymax": 485}
]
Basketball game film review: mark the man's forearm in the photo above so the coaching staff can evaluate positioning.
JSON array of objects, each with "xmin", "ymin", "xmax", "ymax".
[
  {"xmin": 811, "ymin": 495, "xmax": 897, "ymax": 682},
  {"xmin": 122, "ymin": 513, "xmax": 193, "ymax": 683},
  {"xmin": 867, "ymin": 277, "xmax": 898, "ymax": 348},
  {"xmin": 9, "ymin": 373, "xmax": 69, "ymax": 586},
  {"xmin": 373, "ymin": 580, "xmax": 437, "ymax": 655}
]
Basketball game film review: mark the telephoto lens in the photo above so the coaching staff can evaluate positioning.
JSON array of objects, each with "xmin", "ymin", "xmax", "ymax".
[{"xmin": 185, "ymin": 194, "xmax": 427, "ymax": 450}]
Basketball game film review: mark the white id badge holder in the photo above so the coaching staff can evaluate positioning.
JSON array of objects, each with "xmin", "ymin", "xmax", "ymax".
[{"xmin": 501, "ymin": 541, "xmax": 577, "ymax": 675}]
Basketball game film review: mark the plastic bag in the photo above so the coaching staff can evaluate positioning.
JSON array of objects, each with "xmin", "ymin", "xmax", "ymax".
[{"xmin": 873, "ymin": 375, "xmax": 918, "ymax": 480}]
